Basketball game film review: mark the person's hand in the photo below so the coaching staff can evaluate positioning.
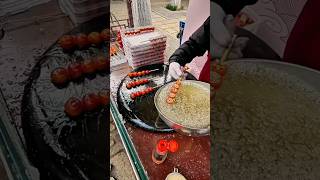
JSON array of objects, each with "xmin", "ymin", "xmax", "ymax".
[
  {"xmin": 212, "ymin": 2, "xmax": 249, "ymax": 59},
  {"xmin": 167, "ymin": 62, "xmax": 187, "ymax": 81},
  {"xmin": 167, "ymin": 62, "xmax": 182, "ymax": 81}
]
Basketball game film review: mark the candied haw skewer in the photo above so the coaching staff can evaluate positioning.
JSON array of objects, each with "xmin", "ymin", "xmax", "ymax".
[
  {"xmin": 64, "ymin": 90, "xmax": 109, "ymax": 118},
  {"xmin": 130, "ymin": 87, "xmax": 155, "ymax": 100},
  {"xmin": 126, "ymin": 79, "xmax": 150, "ymax": 89},
  {"xmin": 127, "ymin": 69, "xmax": 155, "ymax": 78},
  {"xmin": 166, "ymin": 80, "xmax": 183, "ymax": 104},
  {"xmin": 59, "ymin": 35, "xmax": 75, "ymax": 51}
]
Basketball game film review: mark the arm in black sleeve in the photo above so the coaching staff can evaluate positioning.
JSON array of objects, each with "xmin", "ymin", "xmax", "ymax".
[
  {"xmin": 212, "ymin": 0, "xmax": 258, "ymax": 16},
  {"xmin": 168, "ymin": 17, "xmax": 210, "ymax": 66}
]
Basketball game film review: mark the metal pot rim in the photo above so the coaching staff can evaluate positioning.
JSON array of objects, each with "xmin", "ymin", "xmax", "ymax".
[
  {"xmin": 227, "ymin": 58, "xmax": 320, "ymax": 75},
  {"xmin": 154, "ymin": 80, "xmax": 210, "ymax": 133}
]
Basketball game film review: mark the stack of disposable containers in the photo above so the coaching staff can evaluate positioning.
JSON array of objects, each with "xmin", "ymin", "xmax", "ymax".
[
  {"xmin": 58, "ymin": 0, "xmax": 108, "ymax": 25},
  {"xmin": 121, "ymin": 27, "xmax": 167, "ymax": 68}
]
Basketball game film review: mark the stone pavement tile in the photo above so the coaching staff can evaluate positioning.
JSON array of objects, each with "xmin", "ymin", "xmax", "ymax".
[
  {"xmin": 110, "ymin": 139, "xmax": 124, "ymax": 158},
  {"xmin": 152, "ymin": 22, "xmax": 163, "ymax": 26},
  {"xmin": 163, "ymin": 22, "xmax": 178, "ymax": 28},
  {"xmin": 152, "ymin": 21, "xmax": 167, "ymax": 26},
  {"xmin": 169, "ymin": 20, "xmax": 180, "ymax": 24},
  {"xmin": 151, "ymin": 14, "xmax": 162, "ymax": 18},
  {"xmin": 164, "ymin": 18, "xmax": 180, "ymax": 24},
  {"xmin": 171, "ymin": 33, "xmax": 178, "ymax": 38},
  {"xmin": 152, "ymin": 7, "xmax": 187, "ymax": 19},
  {"xmin": 159, "ymin": 25, "xmax": 171, "ymax": 29},
  {"xmin": 166, "ymin": 22, "xmax": 178, "ymax": 27},
  {"xmin": 152, "ymin": 18, "xmax": 165, "ymax": 22},
  {"xmin": 165, "ymin": 37, "xmax": 180, "ymax": 55},
  {"xmin": 110, "ymin": 122, "xmax": 125, "ymax": 157},
  {"xmin": 153, "ymin": 24, "xmax": 164, "ymax": 31},
  {"xmin": 152, "ymin": 17, "xmax": 166, "ymax": 22},
  {"xmin": 168, "ymin": 35, "xmax": 178, "ymax": 39},
  {"xmin": 153, "ymin": 16, "xmax": 166, "ymax": 21},
  {"xmin": 163, "ymin": 31, "xmax": 173, "ymax": 36},
  {"xmin": 166, "ymin": 31, "xmax": 176, "ymax": 36},
  {"xmin": 111, "ymin": 152, "xmax": 136, "ymax": 180},
  {"xmin": 110, "ymin": 138, "xmax": 124, "ymax": 157},
  {"xmin": 169, "ymin": 30, "xmax": 179, "ymax": 34},
  {"xmin": 110, "ymin": 120, "xmax": 116, "ymax": 132},
  {"xmin": 166, "ymin": 29, "xmax": 177, "ymax": 34},
  {"xmin": 163, "ymin": 28, "xmax": 170, "ymax": 35},
  {"xmin": 166, "ymin": 26, "xmax": 179, "ymax": 31}
]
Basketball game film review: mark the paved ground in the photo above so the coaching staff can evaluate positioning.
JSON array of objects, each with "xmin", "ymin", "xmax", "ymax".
[{"xmin": 110, "ymin": 0, "xmax": 188, "ymax": 179}]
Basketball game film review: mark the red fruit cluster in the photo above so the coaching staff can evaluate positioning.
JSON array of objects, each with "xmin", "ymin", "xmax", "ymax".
[
  {"xmin": 130, "ymin": 87, "xmax": 155, "ymax": 100},
  {"xmin": 64, "ymin": 90, "xmax": 109, "ymax": 118},
  {"xmin": 51, "ymin": 56, "xmax": 109, "ymax": 86},
  {"xmin": 166, "ymin": 80, "xmax": 181, "ymax": 104},
  {"xmin": 58, "ymin": 29, "xmax": 109, "ymax": 51},
  {"xmin": 126, "ymin": 79, "xmax": 149, "ymax": 89},
  {"xmin": 127, "ymin": 70, "xmax": 151, "ymax": 78}
]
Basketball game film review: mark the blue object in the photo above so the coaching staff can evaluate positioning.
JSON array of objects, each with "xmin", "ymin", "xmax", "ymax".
[{"xmin": 178, "ymin": 20, "xmax": 185, "ymax": 45}]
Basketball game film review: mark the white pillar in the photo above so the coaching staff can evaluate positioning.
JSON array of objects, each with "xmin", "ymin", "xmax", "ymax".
[
  {"xmin": 131, "ymin": 0, "xmax": 152, "ymax": 27},
  {"xmin": 171, "ymin": 0, "xmax": 181, "ymax": 9}
]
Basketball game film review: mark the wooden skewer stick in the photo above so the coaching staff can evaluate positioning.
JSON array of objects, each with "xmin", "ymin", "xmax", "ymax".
[
  {"xmin": 220, "ymin": 35, "xmax": 238, "ymax": 64},
  {"xmin": 210, "ymin": 35, "xmax": 237, "ymax": 91}
]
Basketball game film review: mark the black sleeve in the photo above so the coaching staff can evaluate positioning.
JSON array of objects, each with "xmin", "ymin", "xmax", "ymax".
[
  {"xmin": 169, "ymin": 17, "xmax": 210, "ymax": 66},
  {"xmin": 212, "ymin": 0, "xmax": 258, "ymax": 16}
]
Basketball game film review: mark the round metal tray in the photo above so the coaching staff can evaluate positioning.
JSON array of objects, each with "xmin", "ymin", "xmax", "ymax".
[
  {"xmin": 154, "ymin": 80, "xmax": 210, "ymax": 136},
  {"xmin": 117, "ymin": 63, "xmax": 197, "ymax": 132}
]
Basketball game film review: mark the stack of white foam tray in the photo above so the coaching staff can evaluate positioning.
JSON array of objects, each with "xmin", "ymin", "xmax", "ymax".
[
  {"xmin": 121, "ymin": 27, "xmax": 167, "ymax": 68},
  {"xmin": 58, "ymin": 0, "xmax": 108, "ymax": 25}
]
